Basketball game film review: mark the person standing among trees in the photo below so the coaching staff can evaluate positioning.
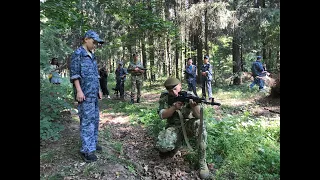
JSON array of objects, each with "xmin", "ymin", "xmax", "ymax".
[
  {"xmin": 99, "ymin": 64, "xmax": 110, "ymax": 99},
  {"xmin": 200, "ymin": 55, "xmax": 213, "ymax": 101},
  {"xmin": 49, "ymin": 57, "xmax": 62, "ymax": 84},
  {"xmin": 69, "ymin": 30, "xmax": 104, "ymax": 163},
  {"xmin": 185, "ymin": 58, "xmax": 198, "ymax": 97},
  {"xmin": 127, "ymin": 53, "xmax": 145, "ymax": 104},
  {"xmin": 114, "ymin": 61, "xmax": 128, "ymax": 100}
]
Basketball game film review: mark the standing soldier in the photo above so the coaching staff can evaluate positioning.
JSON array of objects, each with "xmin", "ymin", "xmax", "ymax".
[
  {"xmin": 69, "ymin": 30, "xmax": 104, "ymax": 163},
  {"xmin": 127, "ymin": 53, "xmax": 145, "ymax": 104},
  {"xmin": 200, "ymin": 55, "xmax": 213, "ymax": 101}
]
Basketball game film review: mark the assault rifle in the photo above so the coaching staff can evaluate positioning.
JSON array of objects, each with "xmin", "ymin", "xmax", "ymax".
[{"xmin": 169, "ymin": 91, "xmax": 221, "ymax": 106}]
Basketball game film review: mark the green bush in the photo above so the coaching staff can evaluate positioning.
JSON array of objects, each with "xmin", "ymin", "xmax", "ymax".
[
  {"xmin": 40, "ymin": 25, "xmax": 74, "ymax": 142},
  {"xmin": 40, "ymin": 77, "xmax": 73, "ymax": 141},
  {"xmin": 205, "ymin": 112, "xmax": 280, "ymax": 179}
]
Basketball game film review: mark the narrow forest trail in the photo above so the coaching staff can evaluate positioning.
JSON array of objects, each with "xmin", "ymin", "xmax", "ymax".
[{"xmin": 40, "ymin": 88, "xmax": 280, "ymax": 180}]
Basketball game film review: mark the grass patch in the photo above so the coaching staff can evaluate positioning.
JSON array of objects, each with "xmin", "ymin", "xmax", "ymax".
[{"xmin": 205, "ymin": 110, "xmax": 280, "ymax": 179}]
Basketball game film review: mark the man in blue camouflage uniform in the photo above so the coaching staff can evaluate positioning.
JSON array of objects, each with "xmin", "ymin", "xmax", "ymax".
[
  {"xmin": 127, "ymin": 54, "xmax": 145, "ymax": 104},
  {"xmin": 156, "ymin": 77, "xmax": 210, "ymax": 179},
  {"xmin": 250, "ymin": 56, "xmax": 268, "ymax": 92},
  {"xmin": 115, "ymin": 61, "xmax": 128, "ymax": 100},
  {"xmin": 185, "ymin": 57, "xmax": 198, "ymax": 97},
  {"xmin": 200, "ymin": 55, "xmax": 213, "ymax": 101},
  {"xmin": 69, "ymin": 30, "xmax": 104, "ymax": 163}
]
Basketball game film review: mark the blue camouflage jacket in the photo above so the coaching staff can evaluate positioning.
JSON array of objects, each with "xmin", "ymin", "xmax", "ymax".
[
  {"xmin": 115, "ymin": 67, "xmax": 128, "ymax": 81},
  {"xmin": 70, "ymin": 46, "xmax": 100, "ymax": 100},
  {"xmin": 251, "ymin": 60, "xmax": 264, "ymax": 77},
  {"xmin": 200, "ymin": 63, "xmax": 213, "ymax": 81}
]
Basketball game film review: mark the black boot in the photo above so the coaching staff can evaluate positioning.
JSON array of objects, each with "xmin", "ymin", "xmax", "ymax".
[
  {"xmin": 136, "ymin": 97, "xmax": 140, "ymax": 103},
  {"xmin": 96, "ymin": 145, "xmax": 102, "ymax": 152},
  {"xmin": 130, "ymin": 98, "xmax": 134, "ymax": 104},
  {"xmin": 80, "ymin": 152, "xmax": 97, "ymax": 163}
]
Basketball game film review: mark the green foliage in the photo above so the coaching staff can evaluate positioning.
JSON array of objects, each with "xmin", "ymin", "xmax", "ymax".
[
  {"xmin": 40, "ymin": 21, "xmax": 75, "ymax": 142},
  {"xmin": 40, "ymin": 26, "xmax": 73, "ymax": 67},
  {"xmin": 111, "ymin": 142, "xmax": 124, "ymax": 155},
  {"xmin": 205, "ymin": 112, "xmax": 280, "ymax": 179},
  {"xmin": 40, "ymin": 150, "xmax": 56, "ymax": 163},
  {"xmin": 41, "ymin": 0, "xmax": 89, "ymax": 30},
  {"xmin": 40, "ymin": 117, "xmax": 64, "ymax": 141},
  {"xmin": 40, "ymin": 79, "xmax": 73, "ymax": 141},
  {"xmin": 131, "ymin": 108, "xmax": 166, "ymax": 136},
  {"xmin": 209, "ymin": 36, "xmax": 233, "ymax": 86}
]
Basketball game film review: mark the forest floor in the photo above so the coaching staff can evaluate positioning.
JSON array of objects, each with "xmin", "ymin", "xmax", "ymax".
[{"xmin": 40, "ymin": 84, "xmax": 280, "ymax": 180}]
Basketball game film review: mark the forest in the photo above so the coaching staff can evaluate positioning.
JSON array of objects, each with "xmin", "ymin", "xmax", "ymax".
[{"xmin": 40, "ymin": 0, "xmax": 280, "ymax": 179}]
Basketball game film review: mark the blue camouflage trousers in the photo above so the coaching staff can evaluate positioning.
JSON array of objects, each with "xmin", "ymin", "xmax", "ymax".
[
  {"xmin": 250, "ymin": 77, "xmax": 264, "ymax": 89},
  {"xmin": 78, "ymin": 97, "xmax": 100, "ymax": 153},
  {"xmin": 201, "ymin": 80, "xmax": 212, "ymax": 99},
  {"xmin": 187, "ymin": 78, "xmax": 198, "ymax": 97}
]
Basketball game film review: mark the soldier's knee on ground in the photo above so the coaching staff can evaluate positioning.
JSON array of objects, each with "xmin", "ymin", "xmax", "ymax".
[{"xmin": 156, "ymin": 127, "xmax": 178, "ymax": 152}]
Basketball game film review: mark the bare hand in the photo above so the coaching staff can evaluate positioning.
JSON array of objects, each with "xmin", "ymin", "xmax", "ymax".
[
  {"xmin": 134, "ymin": 67, "xmax": 139, "ymax": 71},
  {"xmin": 140, "ymin": 70, "xmax": 145, "ymax": 73},
  {"xmin": 173, "ymin": 101, "xmax": 184, "ymax": 110},
  {"xmin": 77, "ymin": 91, "xmax": 86, "ymax": 102},
  {"xmin": 189, "ymin": 99, "xmax": 198, "ymax": 108},
  {"xmin": 202, "ymin": 72, "xmax": 206, "ymax": 76},
  {"xmin": 98, "ymin": 91, "xmax": 103, "ymax": 99}
]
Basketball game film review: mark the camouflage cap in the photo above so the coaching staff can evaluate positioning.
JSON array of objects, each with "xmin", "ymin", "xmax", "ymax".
[
  {"xmin": 84, "ymin": 30, "xmax": 104, "ymax": 44},
  {"xmin": 164, "ymin": 77, "xmax": 181, "ymax": 90}
]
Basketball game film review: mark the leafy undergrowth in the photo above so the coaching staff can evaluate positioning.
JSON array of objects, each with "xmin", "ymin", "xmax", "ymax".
[{"xmin": 40, "ymin": 82, "xmax": 280, "ymax": 180}]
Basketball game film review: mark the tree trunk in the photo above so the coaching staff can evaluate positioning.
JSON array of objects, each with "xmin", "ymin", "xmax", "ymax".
[
  {"xmin": 149, "ymin": 35, "xmax": 155, "ymax": 81},
  {"xmin": 232, "ymin": 33, "xmax": 241, "ymax": 85},
  {"xmin": 141, "ymin": 37, "xmax": 147, "ymax": 79},
  {"xmin": 204, "ymin": 2, "xmax": 209, "ymax": 55},
  {"xmin": 167, "ymin": 38, "xmax": 171, "ymax": 76},
  {"xmin": 276, "ymin": 50, "xmax": 280, "ymax": 71},
  {"xmin": 165, "ymin": 0, "xmax": 171, "ymax": 76},
  {"xmin": 240, "ymin": 37, "xmax": 244, "ymax": 71},
  {"xmin": 268, "ymin": 48, "xmax": 272, "ymax": 72},
  {"xmin": 232, "ymin": 1, "xmax": 241, "ymax": 85},
  {"xmin": 174, "ymin": 2, "xmax": 179, "ymax": 79}
]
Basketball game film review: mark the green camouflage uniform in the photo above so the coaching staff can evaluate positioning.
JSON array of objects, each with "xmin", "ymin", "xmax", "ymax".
[
  {"xmin": 158, "ymin": 77, "xmax": 210, "ymax": 179},
  {"xmin": 127, "ymin": 60, "xmax": 144, "ymax": 100},
  {"xmin": 156, "ymin": 91, "xmax": 207, "ymax": 154}
]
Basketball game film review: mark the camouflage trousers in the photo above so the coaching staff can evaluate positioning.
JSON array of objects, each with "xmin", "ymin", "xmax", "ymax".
[
  {"xmin": 130, "ymin": 75, "xmax": 143, "ymax": 99},
  {"xmin": 77, "ymin": 97, "xmax": 100, "ymax": 153},
  {"xmin": 201, "ymin": 80, "xmax": 212, "ymax": 99},
  {"xmin": 156, "ymin": 118, "xmax": 207, "ymax": 157}
]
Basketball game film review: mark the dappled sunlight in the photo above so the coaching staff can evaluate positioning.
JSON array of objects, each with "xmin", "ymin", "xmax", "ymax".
[
  {"xmin": 220, "ymin": 98, "xmax": 252, "ymax": 106},
  {"xmin": 99, "ymin": 112, "xmax": 130, "ymax": 128},
  {"xmin": 141, "ymin": 92, "xmax": 160, "ymax": 105}
]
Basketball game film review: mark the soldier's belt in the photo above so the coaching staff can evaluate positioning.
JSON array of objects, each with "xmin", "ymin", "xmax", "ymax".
[{"xmin": 83, "ymin": 97, "xmax": 98, "ymax": 102}]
